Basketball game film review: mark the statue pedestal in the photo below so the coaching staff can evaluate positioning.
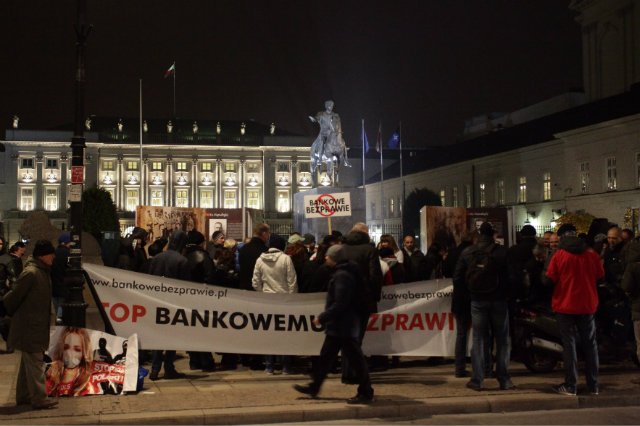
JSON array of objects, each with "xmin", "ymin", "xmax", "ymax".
[{"xmin": 293, "ymin": 186, "xmax": 366, "ymax": 241}]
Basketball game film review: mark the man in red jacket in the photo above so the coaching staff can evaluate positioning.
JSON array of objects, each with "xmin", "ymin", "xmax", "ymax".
[{"xmin": 545, "ymin": 223, "xmax": 604, "ymax": 396}]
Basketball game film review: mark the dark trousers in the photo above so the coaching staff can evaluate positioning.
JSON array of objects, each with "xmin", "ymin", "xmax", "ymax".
[
  {"xmin": 342, "ymin": 313, "xmax": 369, "ymax": 380},
  {"xmin": 556, "ymin": 313, "xmax": 599, "ymax": 391},
  {"xmin": 312, "ymin": 334, "xmax": 373, "ymax": 398},
  {"xmin": 152, "ymin": 350, "xmax": 177, "ymax": 373},
  {"xmin": 454, "ymin": 311, "xmax": 471, "ymax": 374}
]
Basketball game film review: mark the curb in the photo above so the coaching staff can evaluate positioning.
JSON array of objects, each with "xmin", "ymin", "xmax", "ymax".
[{"xmin": 8, "ymin": 391, "xmax": 639, "ymax": 425}]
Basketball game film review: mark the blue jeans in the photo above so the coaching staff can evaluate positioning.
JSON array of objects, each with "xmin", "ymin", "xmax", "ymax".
[
  {"xmin": 470, "ymin": 300, "xmax": 511, "ymax": 387},
  {"xmin": 556, "ymin": 313, "xmax": 599, "ymax": 391},
  {"xmin": 454, "ymin": 312, "xmax": 471, "ymax": 374}
]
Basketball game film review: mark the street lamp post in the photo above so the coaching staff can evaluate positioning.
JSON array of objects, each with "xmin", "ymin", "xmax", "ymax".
[{"xmin": 62, "ymin": 0, "xmax": 92, "ymax": 327}]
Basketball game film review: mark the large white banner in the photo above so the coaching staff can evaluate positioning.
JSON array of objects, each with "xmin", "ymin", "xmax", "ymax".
[{"xmin": 84, "ymin": 264, "xmax": 456, "ymax": 356}]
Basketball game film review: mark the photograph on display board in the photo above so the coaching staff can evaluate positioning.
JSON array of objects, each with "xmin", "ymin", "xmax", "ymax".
[
  {"xmin": 136, "ymin": 206, "xmax": 207, "ymax": 241},
  {"xmin": 466, "ymin": 208, "xmax": 510, "ymax": 246},
  {"xmin": 45, "ymin": 327, "xmax": 138, "ymax": 397},
  {"xmin": 424, "ymin": 206, "xmax": 467, "ymax": 251},
  {"xmin": 208, "ymin": 218, "xmax": 227, "ymax": 237}
]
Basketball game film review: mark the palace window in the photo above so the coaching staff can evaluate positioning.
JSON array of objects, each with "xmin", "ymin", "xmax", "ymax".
[
  {"xmin": 225, "ymin": 162, "xmax": 236, "ymax": 172},
  {"xmin": 200, "ymin": 189, "xmax": 214, "ymax": 208},
  {"xmin": 201, "ymin": 162, "xmax": 212, "ymax": 172},
  {"xmin": 46, "ymin": 158, "xmax": 58, "ymax": 169},
  {"xmin": 45, "ymin": 187, "xmax": 58, "ymax": 211},
  {"xmin": 176, "ymin": 162, "xmax": 188, "ymax": 171},
  {"xmin": 102, "ymin": 160, "xmax": 114, "ymax": 171},
  {"xmin": 247, "ymin": 189, "xmax": 260, "ymax": 209},
  {"xmin": 389, "ymin": 197, "xmax": 395, "ymax": 216},
  {"xmin": 496, "ymin": 180, "xmax": 505, "ymax": 205},
  {"xmin": 452, "ymin": 186, "xmax": 459, "ymax": 207},
  {"xmin": 21, "ymin": 158, "xmax": 34, "ymax": 169},
  {"xmin": 224, "ymin": 189, "xmax": 237, "ymax": 208},
  {"xmin": 518, "ymin": 176, "xmax": 527, "ymax": 203},
  {"xmin": 465, "ymin": 184, "xmax": 471, "ymax": 208},
  {"xmin": 579, "ymin": 162, "xmax": 590, "ymax": 194},
  {"xmin": 371, "ymin": 202, "xmax": 376, "ymax": 219},
  {"xmin": 543, "ymin": 172, "xmax": 552, "ymax": 201},
  {"xmin": 175, "ymin": 189, "xmax": 189, "ymax": 208},
  {"xmin": 439, "ymin": 189, "xmax": 446, "ymax": 206},
  {"xmin": 126, "ymin": 189, "xmax": 139, "ymax": 212},
  {"xmin": 479, "ymin": 183, "xmax": 486, "ymax": 207},
  {"xmin": 126, "ymin": 161, "xmax": 138, "ymax": 171},
  {"xmin": 151, "ymin": 161, "xmax": 163, "ymax": 171},
  {"xmin": 277, "ymin": 189, "xmax": 290, "ymax": 213},
  {"xmin": 20, "ymin": 187, "xmax": 34, "ymax": 211},
  {"xmin": 606, "ymin": 157, "xmax": 617, "ymax": 190},
  {"xmin": 151, "ymin": 189, "xmax": 164, "ymax": 207}
]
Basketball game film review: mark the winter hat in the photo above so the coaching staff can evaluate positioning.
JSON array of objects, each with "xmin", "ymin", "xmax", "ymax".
[
  {"xmin": 287, "ymin": 234, "xmax": 304, "ymax": 244},
  {"xmin": 58, "ymin": 232, "xmax": 72, "ymax": 244},
  {"xmin": 325, "ymin": 244, "xmax": 346, "ymax": 263},
  {"xmin": 557, "ymin": 223, "xmax": 577, "ymax": 237},
  {"xmin": 303, "ymin": 233, "xmax": 316, "ymax": 245},
  {"xmin": 211, "ymin": 230, "xmax": 225, "ymax": 244},
  {"xmin": 269, "ymin": 234, "xmax": 287, "ymax": 251},
  {"xmin": 520, "ymin": 225, "xmax": 536, "ymax": 237},
  {"xmin": 187, "ymin": 230, "xmax": 205, "ymax": 246},
  {"xmin": 32, "ymin": 240, "xmax": 55, "ymax": 257}
]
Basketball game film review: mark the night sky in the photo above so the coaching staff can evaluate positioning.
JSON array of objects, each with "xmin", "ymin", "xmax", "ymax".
[{"xmin": 1, "ymin": 1, "xmax": 582, "ymax": 147}]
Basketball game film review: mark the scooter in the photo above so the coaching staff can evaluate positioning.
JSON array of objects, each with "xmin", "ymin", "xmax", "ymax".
[{"xmin": 512, "ymin": 283, "xmax": 639, "ymax": 374}]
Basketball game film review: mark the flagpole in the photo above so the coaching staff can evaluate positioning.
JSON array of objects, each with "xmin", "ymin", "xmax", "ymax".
[
  {"xmin": 379, "ymin": 123, "xmax": 384, "ymax": 237},
  {"xmin": 361, "ymin": 119, "xmax": 365, "ymax": 188},
  {"xmin": 139, "ymin": 78, "xmax": 144, "ymax": 204},
  {"xmin": 399, "ymin": 121, "xmax": 404, "ymax": 237},
  {"xmin": 173, "ymin": 61, "xmax": 176, "ymax": 118}
]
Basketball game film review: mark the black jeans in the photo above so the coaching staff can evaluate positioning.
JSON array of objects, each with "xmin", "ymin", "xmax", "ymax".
[{"xmin": 312, "ymin": 334, "xmax": 373, "ymax": 398}]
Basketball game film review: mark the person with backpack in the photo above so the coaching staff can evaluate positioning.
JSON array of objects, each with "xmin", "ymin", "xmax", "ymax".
[{"xmin": 453, "ymin": 222, "xmax": 514, "ymax": 391}]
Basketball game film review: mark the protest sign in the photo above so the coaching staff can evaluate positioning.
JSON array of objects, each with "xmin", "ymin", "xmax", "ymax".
[{"xmin": 303, "ymin": 192, "xmax": 352, "ymax": 219}]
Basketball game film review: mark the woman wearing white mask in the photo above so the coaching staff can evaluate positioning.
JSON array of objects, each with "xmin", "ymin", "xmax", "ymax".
[{"xmin": 46, "ymin": 327, "xmax": 100, "ymax": 396}]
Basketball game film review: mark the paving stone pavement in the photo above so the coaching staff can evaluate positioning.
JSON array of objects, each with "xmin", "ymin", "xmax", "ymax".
[{"xmin": 1, "ymin": 345, "xmax": 639, "ymax": 425}]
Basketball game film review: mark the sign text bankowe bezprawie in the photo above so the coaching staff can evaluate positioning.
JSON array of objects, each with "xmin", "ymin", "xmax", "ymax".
[
  {"xmin": 303, "ymin": 192, "xmax": 352, "ymax": 218},
  {"xmin": 93, "ymin": 274, "xmax": 455, "ymax": 333}
]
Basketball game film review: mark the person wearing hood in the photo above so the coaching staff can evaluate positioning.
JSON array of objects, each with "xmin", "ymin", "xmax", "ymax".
[
  {"xmin": 3, "ymin": 240, "xmax": 58, "ymax": 409},
  {"xmin": 545, "ymin": 223, "xmax": 604, "ymax": 396},
  {"xmin": 341, "ymin": 223, "xmax": 383, "ymax": 383},
  {"xmin": 293, "ymin": 244, "xmax": 374, "ymax": 404},
  {"xmin": 148, "ymin": 230, "xmax": 190, "ymax": 381},
  {"xmin": 253, "ymin": 234, "xmax": 296, "ymax": 374}
]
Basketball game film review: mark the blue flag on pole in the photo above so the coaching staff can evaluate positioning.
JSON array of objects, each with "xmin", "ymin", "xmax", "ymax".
[
  {"xmin": 362, "ymin": 125, "xmax": 370, "ymax": 154},
  {"xmin": 387, "ymin": 127, "xmax": 400, "ymax": 149}
]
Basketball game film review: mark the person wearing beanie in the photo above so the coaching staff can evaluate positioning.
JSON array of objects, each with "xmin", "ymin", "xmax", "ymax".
[
  {"xmin": 3, "ymin": 240, "xmax": 58, "ymax": 409},
  {"xmin": 294, "ymin": 244, "xmax": 374, "ymax": 404},
  {"xmin": 453, "ymin": 221, "xmax": 514, "ymax": 392},
  {"xmin": 546, "ymin": 222, "xmax": 604, "ymax": 396},
  {"xmin": 147, "ymin": 231, "xmax": 190, "ymax": 381}
]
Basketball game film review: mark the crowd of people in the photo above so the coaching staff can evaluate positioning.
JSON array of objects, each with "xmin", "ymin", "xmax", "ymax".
[{"xmin": 1, "ymin": 216, "xmax": 639, "ymax": 408}]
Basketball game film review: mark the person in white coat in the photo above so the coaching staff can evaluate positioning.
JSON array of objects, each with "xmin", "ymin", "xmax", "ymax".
[{"xmin": 252, "ymin": 234, "xmax": 297, "ymax": 374}]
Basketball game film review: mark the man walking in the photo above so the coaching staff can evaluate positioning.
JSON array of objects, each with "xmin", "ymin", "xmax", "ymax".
[
  {"xmin": 546, "ymin": 223, "xmax": 604, "ymax": 396},
  {"xmin": 293, "ymin": 244, "xmax": 374, "ymax": 404},
  {"xmin": 454, "ymin": 222, "xmax": 514, "ymax": 391},
  {"xmin": 3, "ymin": 240, "xmax": 58, "ymax": 409}
]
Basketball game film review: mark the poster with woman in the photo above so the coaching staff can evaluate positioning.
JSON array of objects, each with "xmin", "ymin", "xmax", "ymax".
[{"xmin": 45, "ymin": 327, "xmax": 139, "ymax": 396}]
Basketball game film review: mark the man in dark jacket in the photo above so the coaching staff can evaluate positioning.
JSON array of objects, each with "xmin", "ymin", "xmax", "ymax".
[
  {"xmin": 185, "ymin": 230, "xmax": 216, "ymax": 372},
  {"xmin": 400, "ymin": 234, "xmax": 427, "ymax": 282},
  {"xmin": 341, "ymin": 223, "xmax": 383, "ymax": 381},
  {"xmin": 453, "ymin": 222, "xmax": 514, "ymax": 391},
  {"xmin": 293, "ymin": 244, "xmax": 374, "ymax": 404},
  {"xmin": 0, "ymin": 241, "xmax": 26, "ymax": 293},
  {"xmin": 238, "ymin": 223, "xmax": 270, "ymax": 290},
  {"xmin": 148, "ymin": 230, "xmax": 190, "ymax": 380},
  {"xmin": 507, "ymin": 225, "xmax": 538, "ymax": 302},
  {"xmin": 51, "ymin": 232, "xmax": 72, "ymax": 324},
  {"xmin": 546, "ymin": 223, "xmax": 604, "ymax": 396},
  {"xmin": 3, "ymin": 240, "xmax": 58, "ymax": 409}
]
